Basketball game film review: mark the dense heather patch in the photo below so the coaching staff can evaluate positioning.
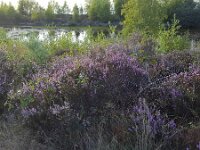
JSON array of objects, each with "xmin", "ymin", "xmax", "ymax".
[
  {"xmin": 3, "ymin": 34, "xmax": 200, "ymax": 149},
  {"xmin": 0, "ymin": 50, "xmax": 13, "ymax": 112},
  {"xmin": 18, "ymin": 49, "xmax": 149, "ymax": 146}
]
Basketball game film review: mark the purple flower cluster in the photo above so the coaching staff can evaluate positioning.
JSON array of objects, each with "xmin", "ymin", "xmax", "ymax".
[
  {"xmin": 21, "ymin": 108, "xmax": 37, "ymax": 118},
  {"xmin": 19, "ymin": 48, "xmax": 149, "ymax": 118},
  {"xmin": 130, "ymin": 99, "xmax": 176, "ymax": 140}
]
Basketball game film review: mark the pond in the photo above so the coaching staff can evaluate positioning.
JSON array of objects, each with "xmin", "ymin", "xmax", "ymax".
[{"xmin": 5, "ymin": 26, "xmax": 110, "ymax": 42}]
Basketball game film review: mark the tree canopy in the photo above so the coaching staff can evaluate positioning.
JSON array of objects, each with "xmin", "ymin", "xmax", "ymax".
[
  {"xmin": 122, "ymin": 0, "xmax": 168, "ymax": 35},
  {"xmin": 72, "ymin": 4, "xmax": 80, "ymax": 22},
  {"xmin": 87, "ymin": 0, "xmax": 111, "ymax": 22}
]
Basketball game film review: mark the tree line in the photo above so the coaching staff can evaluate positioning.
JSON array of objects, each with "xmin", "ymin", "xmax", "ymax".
[
  {"xmin": 122, "ymin": 0, "xmax": 200, "ymax": 35},
  {"xmin": 0, "ymin": 0, "xmax": 200, "ymax": 28},
  {"xmin": 0, "ymin": 0, "xmax": 125, "ymax": 26}
]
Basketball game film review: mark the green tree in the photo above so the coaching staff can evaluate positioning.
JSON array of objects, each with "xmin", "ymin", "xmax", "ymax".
[
  {"xmin": 72, "ymin": 4, "xmax": 79, "ymax": 22},
  {"xmin": 114, "ymin": 0, "xmax": 125, "ymax": 20},
  {"xmin": 166, "ymin": 0, "xmax": 200, "ymax": 28},
  {"xmin": 62, "ymin": 1, "xmax": 70, "ymax": 14},
  {"xmin": 122, "ymin": 0, "xmax": 167, "ymax": 35},
  {"xmin": 0, "ymin": 2, "xmax": 18, "ymax": 24},
  {"xmin": 55, "ymin": 2, "xmax": 62, "ymax": 15},
  {"xmin": 87, "ymin": 0, "xmax": 111, "ymax": 22},
  {"xmin": 18, "ymin": 0, "xmax": 35, "ymax": 17},
  {"xmin": 31, "ymin": 2, "xmax": 45, "ymax": 21},
  {"xmin": 7, "ymin": 3, "xmax": 17, "ymax": 22},
  {"xmin": 79, "ymin": 6, "xmax": 84, "ymax": 15},
  {"xmin": 45, "ymin": 0, "xmax": 56, "ymax": 22}
]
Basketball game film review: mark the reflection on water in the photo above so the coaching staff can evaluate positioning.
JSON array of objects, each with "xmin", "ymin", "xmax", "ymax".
[{"xmin": 7, "ymin": 27, "xmax": 87, "ymax": 42}]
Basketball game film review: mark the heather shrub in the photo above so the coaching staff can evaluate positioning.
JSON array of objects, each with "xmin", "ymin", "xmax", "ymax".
[
  {"xmin": 126, "ymin": 33, "xmax": 156, "ymax": 63},
  {"xmin": 148, "ymin": 51, "xmax": 194, "ymax": 80},
  {"xmin": 16, "ymin": 47, "xmax": 149, "ymax": 148},
  {"xmin": 75, "ymin": 99, "xmax": 176, "ymax": 150},
  {"xmin": 0, "ymin": 50, "xmax": 14, "ymax": 113},
  {"xmin": 174, "ymin": 126, "xmax": 200, "ymax": 150},
  {"xmin": 129, "ymin": 99, "xmax": 176, "ymax": 150},
  {"xmin": 0, "ymin": 47, "xmax": 37, "ymax": 112},
  {"xmin": 164, "ymin": 68, "xmax": 200, "ymax": 119},
  {"xmin": 143, "ymin": 67, "xmax": 200, "ymax": 123}
]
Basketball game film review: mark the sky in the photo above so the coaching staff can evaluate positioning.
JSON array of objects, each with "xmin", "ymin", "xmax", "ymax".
[{"xmin": 0, "ymin": 0, "xmax": 86, "ymax": 9}]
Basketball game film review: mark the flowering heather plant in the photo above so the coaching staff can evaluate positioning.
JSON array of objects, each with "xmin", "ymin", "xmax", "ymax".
[
  {"xmin": 164, "ymin": 68, "xmax": 200, "ymax": 118},
  {"xmin": 19, "ymin": 48, "xmax": 149, "ymax": 115},
  {"xmin": 15, "ymin": 47, "xmax": 149, "ymax": 148},
  {"xmin": 126, "ymin": 33, "xmax": 156, "ymax": 63},
  {"xmin": 148, "ymin": 51, "xmax": 194, "ymax": 80},
  {"xmin": 129, "ymin": 99, "xmax": 176, "ymax": 150},
  {"xmin": 143, "ymin": 66, "xmax": 200, "ymax": 123},
  {"xmin": 0, "ymin": 50, "xmax": 16, "ymax": 112}
]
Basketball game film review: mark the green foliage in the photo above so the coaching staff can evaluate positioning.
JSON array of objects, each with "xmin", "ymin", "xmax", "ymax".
[
  {"xmin": 122, "ymin": 0, "xmax": 167, "ymax": 36},
  {"xmin": 45, "ymin": 0, "xmax": 56, "ymax": 22},
  {"xmin": 18, "ymin": 0, "xmax": 35, "ymax": 17},
  {"xmin": 25, "ymin": 35, "xmax": 49, "ymax": 64},
  {"xmin": 0, "ymin": 2, "xmax": 18, "ymax": 24},
  {"xmin": 31, "ymin": 3, "xmax": 45, "ymax": 22},
  {"xmin": 156, "ymin": 18, "xmax": 190, "ymax": 53},
  {"xmin": 47, "ymin": 32, "xmax": 77, "ymax": 56},
  {"xmin": 114, "ymin": 0, "xmax": 125, "ymax": 20},
  {"xmin": 72, "ymin": 4, "xmax": 80, "ymax": 22},
  {"xmin": 61, "ymin": 1, "xmax": 70, "ymax": 15},
  {"xmin": 87, "ymin": 0, "xmax": 111, "ymax": 22},
  {"xmin": 165, "ymin": 0, "xmax": 200, "ymax": 28}
]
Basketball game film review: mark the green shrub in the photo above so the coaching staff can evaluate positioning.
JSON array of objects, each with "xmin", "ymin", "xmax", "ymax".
[
  {"xmin": 156, "ymin": 18, "xmax": 190, "ymax": 53},
  {"xmin": 24, "ymin": 35, "xmax": 49, "ymax": 64}
]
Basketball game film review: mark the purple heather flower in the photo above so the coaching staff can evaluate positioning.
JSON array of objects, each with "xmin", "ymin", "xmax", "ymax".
[
  {"xmin": 21, "ymin": 108, "xmax": 37, "ymax": 118},
  {"xmin": 197, "ymin": 142, "xmax": 200, "ymax": 150},
  {"xmin": 131, "ymin": 99, "xmax": 176, "ymax": 139}
]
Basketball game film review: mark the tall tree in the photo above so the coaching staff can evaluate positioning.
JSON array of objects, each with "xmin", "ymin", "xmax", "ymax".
[
  {"xmin": 31, "ymin": 2, "xmax": 45, "ymax": 21},
  {"xmin": 0, "ymin": 2, "xmax": 18, "ymax": 24},
  {"xmin": 18, "ymin": 0, "xmax": 35, "ymax": 17},
  {"xmin": 55, "ymin": 1, "xmax": 62, "ymax": 15},
  {"xmin": 45, "ymin": 0, "xmax": 56, "ymax": 21},
  {"xmin": 72, "ymin": 4, "xmax": 80, "ymax": 22},
  {"xmin": 114, "ymin": 0, "xmax": 125, "ymax": 20},
  {"xmin": 87, "ymin": 0, "xmax": 111, "ymax": 22},
  {"xmin": 62, "ymin": 1, "xmax": 70, "ymax": 14},
  {"xmin": 79, "ymin": 6, "xmax": 84, "ymax": 15},
  {"xmin": 165, "ymin": 0, "xmax": 200, "ymax": 28},
  {"xmin": 122, "ymin": 0, "xmax": 167, "ymax": 35}
]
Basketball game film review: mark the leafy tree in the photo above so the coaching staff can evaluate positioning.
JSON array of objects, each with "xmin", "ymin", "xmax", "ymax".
[
  {"xmin": 45, "ymin": 0, "xmax": 56, "ymax": 22},
  {"xmin": 79, "ymin": 6, "xmax": 84, "ymax": 15},
  {"xmin": 0, "ymin": 2, "xmax": 18, "ymax": 24},
  {"xmin": 18, "ymin": 0, "xmax": 35, "ymax": 17},
  {"xmin": 87, "ymin": 0, "xmax": 111, "ymax": 22},
  {"xmin": 114, "ymin": 0, "xmax": 125, "ymax": 20},
  {"xmin": 31, "ymin": 2, "xmax": 45, "ymax": 22},
  {"xmin": 157, "ymin": 17, "xmax": 190, "ymax": 52},
  {"xmin": 166, "ymin": 0, "xmax": 200, "ymax": 28},
  {"xmin": 122, "ymin": 0, "xmax": 167, "ymax": 35},
  {"xmin": 62, "ymin": 1, "xmax": 70, "ymax": 14},
  {"xmin": 55, "ymin": 2, "xmax": 62, "ymax": 15},
  {"xmin": 72, "ymin": 4, "xmax": 79, "ymax": 22},
  {"xmin": 7, "ymin": 3, "xmax": 18, "ymax": 22}
]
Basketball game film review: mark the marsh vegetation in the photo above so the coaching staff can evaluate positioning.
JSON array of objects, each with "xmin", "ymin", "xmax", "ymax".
[{"xmin": 0, "ymin": 0, "xmax": 200, "ymax": 150}]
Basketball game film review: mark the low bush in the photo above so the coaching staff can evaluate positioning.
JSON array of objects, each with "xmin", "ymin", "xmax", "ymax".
[
  {"xmin": 14, "ymin": 47, "xmax": 150, "ymax": 148},
  {"xmin": 143, "ymin": 67, "xmax": 200, "ymax": 124},
  {"xmin": 148, "ymin": 51, "xmax": 194, "ymax": 80},
  {"xmin": 156, "ymin": 18, "xmax": 190, "ymax": 53},
  {"xmin": 0, "ymin": 50, "xmax": 14, "ymax": 113}
]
